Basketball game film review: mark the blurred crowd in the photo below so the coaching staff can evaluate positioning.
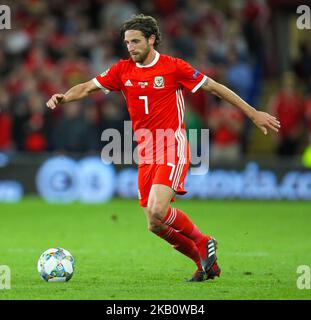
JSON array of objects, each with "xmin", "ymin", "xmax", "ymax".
[{"xmin": 0, "ymin": 0, "xmax": 310, "ymax": 161}]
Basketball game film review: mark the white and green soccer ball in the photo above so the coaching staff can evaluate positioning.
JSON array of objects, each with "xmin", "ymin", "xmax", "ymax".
[{"xmin": 37, "ymin": 248, "xmax": 75, "ymax": 282}]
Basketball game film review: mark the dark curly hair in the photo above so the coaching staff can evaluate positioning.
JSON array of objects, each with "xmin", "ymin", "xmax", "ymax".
[{"xmin": 120, "ymin": 14, "xmax": 161, "ymax": 49}]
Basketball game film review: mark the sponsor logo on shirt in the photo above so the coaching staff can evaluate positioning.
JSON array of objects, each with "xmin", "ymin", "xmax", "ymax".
[
  {"xmin": 138, "ymin": 81, "xmax": 148, "ymax": 88},
  {"xmin": 153, "ymin": 76, "xmax": 164, "ymax": 89}
]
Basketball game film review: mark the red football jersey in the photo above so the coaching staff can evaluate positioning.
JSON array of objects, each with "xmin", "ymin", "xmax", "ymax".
[{"xmin": 93, "ymin": 51, "xmax": 207, "ymax": 164}]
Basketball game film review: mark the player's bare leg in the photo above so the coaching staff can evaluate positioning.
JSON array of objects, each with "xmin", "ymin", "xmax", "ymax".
[{"xmin": 145, "ymin": 184, "xmax": 174, "ymax": 233}]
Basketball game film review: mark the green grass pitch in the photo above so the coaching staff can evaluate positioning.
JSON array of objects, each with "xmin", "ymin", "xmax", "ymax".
[{"xmin": 0, "ymin": 198, "xmax": 310, "ymax": 300}]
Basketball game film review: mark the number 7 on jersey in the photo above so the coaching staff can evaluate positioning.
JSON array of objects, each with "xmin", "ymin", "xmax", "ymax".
[{"xmin": 139, "ymin": 96, "xmax": 149, "ymax": 114}]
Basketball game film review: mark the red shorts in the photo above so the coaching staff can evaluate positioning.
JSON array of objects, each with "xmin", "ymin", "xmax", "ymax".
[{"xmin": 138, "ymin": 156, "xmax": 190, "ymax": 207}]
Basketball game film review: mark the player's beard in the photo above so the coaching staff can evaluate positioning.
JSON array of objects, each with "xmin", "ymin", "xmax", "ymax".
[{"xmin": 131, "ymin": 45, "xmax": 151, "ymax": 64}]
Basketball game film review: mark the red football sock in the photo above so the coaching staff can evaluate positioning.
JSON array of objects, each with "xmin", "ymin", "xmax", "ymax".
[
  {"xmin": 156, "ymin": 226, "xmax": 202, "ymax": 270},
  {"xmin": 162, "ymin": 207, "xmax": 211, "ymax": 258}
]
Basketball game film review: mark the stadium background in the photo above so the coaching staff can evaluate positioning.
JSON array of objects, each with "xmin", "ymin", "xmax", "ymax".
[
  {"xmin": 0, "ymin": 0, "xmax": 311, "ymax": 202},
  {"xmin": 0, "ymin": 0, "xmax": 311, "ymax": 300}
]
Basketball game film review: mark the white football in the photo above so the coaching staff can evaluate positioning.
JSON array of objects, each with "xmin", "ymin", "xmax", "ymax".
[{"xmin": 37, "ymin": 247, "xmax": 75, "ymax": 282}]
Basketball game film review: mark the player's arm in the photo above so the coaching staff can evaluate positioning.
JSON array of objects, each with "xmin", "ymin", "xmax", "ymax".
[
  {"xmin": 201, "ymin": 77, "xmax": 281, "ymax": 135},
  {"xmin": 46, "ymin": 80, "xmax": 100, "ymax": 110}
]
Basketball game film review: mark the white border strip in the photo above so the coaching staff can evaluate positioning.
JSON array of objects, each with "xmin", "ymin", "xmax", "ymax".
[
  {"xmin": 92, "ymin": 78, "xmax": 110, "ymax": 94},
  {"xmin": 136, "ymin": 51, "xmax": 160, "ymax": 68},
  {"xmin": 172, "ymin": 89, "xmax": 186, "ymax": 190},
  {"xmin": 191, "ymin": 75, "xmax": 208, "ymax": 93}
]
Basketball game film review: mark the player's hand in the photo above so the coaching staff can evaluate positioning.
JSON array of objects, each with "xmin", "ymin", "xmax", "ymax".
[
  {"xmin": 46, "ymin": 94, "xmax": 65, "ymax": 110},
  {"xmin": 252, "ymin": 110, "xmax": 281, "ymax": 135}
]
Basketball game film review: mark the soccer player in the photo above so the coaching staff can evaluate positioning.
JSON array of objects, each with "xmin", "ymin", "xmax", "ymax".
[{"xmin": 46, "ymin": 14, "xmax": 280, "ymax": 282}]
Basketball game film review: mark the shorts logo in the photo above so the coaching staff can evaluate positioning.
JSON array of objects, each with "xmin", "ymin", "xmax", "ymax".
[{"xmin": 153, "ymin": 76, "xmax": 164, "ymax": 89}]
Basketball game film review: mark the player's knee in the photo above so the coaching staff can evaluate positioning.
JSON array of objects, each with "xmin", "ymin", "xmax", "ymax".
[
  {"xmin": 146, "ymin": 203, "xmax": 166, "ymax": 220},
  {"xmin": 147, "ymin": 220, "xmax": 163, "ymax": 234},
  {"xmin": 146, "ymin": 202, "xmax": 167, "ymax": 233}
]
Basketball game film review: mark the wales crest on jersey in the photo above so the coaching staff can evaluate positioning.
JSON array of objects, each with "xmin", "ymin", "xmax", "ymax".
[{"xmin": 153, "ymin": 76, "xmax": 164, "ymax": 88}]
